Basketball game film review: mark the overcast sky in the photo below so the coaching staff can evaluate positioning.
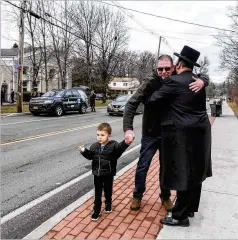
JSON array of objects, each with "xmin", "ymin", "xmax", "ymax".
[{"xmin": 1, "ymin": 1, "xmax": 236, "ymax": 83}]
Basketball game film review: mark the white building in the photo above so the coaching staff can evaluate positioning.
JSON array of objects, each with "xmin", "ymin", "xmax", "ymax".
[
  {"xmin": 0, "ymin": 47, "xmax": 72, "ymax": 102},
  {"xmin": 108, "ymin": 77, "xmax": 140, "ymax": 95}
]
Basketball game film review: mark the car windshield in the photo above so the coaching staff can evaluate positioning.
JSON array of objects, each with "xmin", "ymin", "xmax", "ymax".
[
  {"xmin": 115, "ymin": 95, "xmax": 131, "ymax": 102},
  {"xmin": 42, "ymin": 90, "xmax": 64, "ymax": 97}
]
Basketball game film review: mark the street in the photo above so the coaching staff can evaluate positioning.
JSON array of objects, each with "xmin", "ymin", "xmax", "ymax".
[{"xmin": 1, "ymin": 109, "xmax": 143, "ymax": 239}]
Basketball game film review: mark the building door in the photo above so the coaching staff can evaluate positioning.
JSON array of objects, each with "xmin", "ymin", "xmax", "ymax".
[{"xmin": 1, "ymin": 83, "xmax": 8, "ymax": 102}]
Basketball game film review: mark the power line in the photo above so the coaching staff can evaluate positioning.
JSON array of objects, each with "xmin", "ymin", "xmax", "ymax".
[
  {"xmin": 3, "ymin": 0, "xmax": 156, "ymax": 75},
  {"xmin": 52, "ymin": 0, "xmax": 215, "ymax": 48},
  {"xmin": 128, "ymin": 27, "xmax": 215, "ymax": 37},
  {"xmin": 100, "ymin": 1, "xmax": 236, "ymax": 33},
  {"xmin": 109, "ymin": 1, "xmax": 175, "ymax": 53},
  {"xmin": 129, "ymin": 28, "xmax": 214, "ymax": 45}
]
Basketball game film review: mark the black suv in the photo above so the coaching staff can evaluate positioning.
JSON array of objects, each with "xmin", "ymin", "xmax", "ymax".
[{"xmin": 29, "ymin": 88, "xmax": 88, "ymax": 116}]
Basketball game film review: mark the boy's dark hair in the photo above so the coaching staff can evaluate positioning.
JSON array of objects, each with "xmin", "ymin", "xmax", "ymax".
[{"xmin": 97, "ymin": 122, "xmax": 112, "ymax": 135}]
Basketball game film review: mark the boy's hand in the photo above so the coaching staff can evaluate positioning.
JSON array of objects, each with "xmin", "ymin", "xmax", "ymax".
[
  {"xmin": 78, "ymin": 145, "xmax": 85, "ymax": 152},
  {"xmin": 125, "ymin": 130, "xmax": 135, "ymax": 145}
]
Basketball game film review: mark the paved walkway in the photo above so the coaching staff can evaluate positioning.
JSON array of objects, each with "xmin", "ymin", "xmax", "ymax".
[
  {"xmin": 38, "ymin": 151, "xmax": 176, "ymax": 240},
  {"xmin": 25, "ymin": 107, "xmax": 238, "ymax": 239},
  {"xmin": 158, "ymin": 102, "xmax": 238, "ymax": 239}
]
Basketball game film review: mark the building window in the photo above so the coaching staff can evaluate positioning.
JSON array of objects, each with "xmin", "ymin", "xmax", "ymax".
[
  {"xmin": 123, "ymin": 82, "xmax": 128, "ymax": 86},
  {"xmin": 113, "ymin": 82, "xmax": 116, "ymax": 86},
  {"xmin": 23, "ymin": 66, "xmax": 29, "ymax": 75},
  {"xmin": 23, "ymin": 81, "xmax": 28, "ymax": 92}
]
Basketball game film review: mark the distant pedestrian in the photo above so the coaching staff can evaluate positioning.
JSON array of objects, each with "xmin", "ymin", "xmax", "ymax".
[
  {"xmin": 1, "ymin": 89, "xmax": 4, "ymax": 105},
  {"xmin": 78, "ymin": 123, "xmax": 134, "ymax": 221},
  {"xmin": 10, "ymin": 89, "xmax": 15, "ymax": 103},
  {"xmin": 90, "ymin": 90, "xmax": 96, "ymax": 112}
]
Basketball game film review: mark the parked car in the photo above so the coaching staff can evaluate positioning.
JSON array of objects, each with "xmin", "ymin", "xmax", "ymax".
[
  {"xmin": 29, "ymin": 88, "xmax": 88, "ymax": 116},
  {"xmin": 107, "ymin": 95, "xmax": 143, "ymax": 116}
]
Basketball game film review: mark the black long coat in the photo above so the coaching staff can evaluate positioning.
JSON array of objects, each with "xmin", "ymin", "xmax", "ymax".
[
  {"xmin": 147, "ymin": 71, "xmax": 212, "ymax": 191},
  {"xmin": 90, "ymin": 93, "xmax": 96, "ymax": 107}
]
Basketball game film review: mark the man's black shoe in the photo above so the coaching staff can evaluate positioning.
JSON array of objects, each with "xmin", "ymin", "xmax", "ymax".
[
  {"xmin": 105, "ymin": 204, "xmax": 112, "ymax": 213},
  {"xmin": 160, "ymin": 217, "xmax": 190, "ymax": 227},
  {"xmin": 188, "ymin": 212, "xmax": 194, "ymax": 218}
]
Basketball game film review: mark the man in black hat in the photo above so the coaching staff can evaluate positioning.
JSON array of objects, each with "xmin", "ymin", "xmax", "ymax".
[
  {"xmin": 123, "ymin": 54, "xmax": 209, "ymax": 212},
  {"xmin": 147, "ymin": 45, "xmax": 212, "ymax": 227}
]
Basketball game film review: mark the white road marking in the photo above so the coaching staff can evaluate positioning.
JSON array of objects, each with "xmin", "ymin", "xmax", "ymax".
[
  {"xmin": 1, "ymin": 144, "xmax": 141, "ymax": 225},
  {"xmin": 1, "ymin": 111, "xmax": 104, "ymax": 126},
  {"xmin": 1, "ymin": 119, "xmax": 123, "ymax": 145}
]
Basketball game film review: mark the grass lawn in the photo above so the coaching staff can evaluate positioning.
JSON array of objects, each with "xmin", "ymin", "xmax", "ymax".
[
  {"xmin": 95, "ymin": 100, "xmax": 112, "ymax": 107},
  {"xmin": 228, "ymin": 102, "xmax": 238, "ymax": 115},
  {"xmin": 1, "ymin": 104, "xmax": 29, "ymax": 114},
  {"xmin": 1, "ymin": 100, "xmax": 111, "ymax": 114}
]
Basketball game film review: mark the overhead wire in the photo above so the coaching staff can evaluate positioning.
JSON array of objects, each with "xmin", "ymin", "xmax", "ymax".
[
  {"xmin": 3, "ymin": 0, "xmax": 157, "ymax": 74},
  {"xmin": 100, "ymin": 1, "xmax": 236, "ymax": 33},
  {"xmin": 108, "ymin": 1, "xmax": 176, "ymax": 53}
]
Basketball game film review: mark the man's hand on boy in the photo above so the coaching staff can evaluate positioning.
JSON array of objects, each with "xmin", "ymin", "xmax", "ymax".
[
  {"xmin": 125, "ymin": 130, "xmax": 135, "ymax": 144},
  {"xmin": 78, "ymin": 145, "xmax": 85, "ymax": 152}
]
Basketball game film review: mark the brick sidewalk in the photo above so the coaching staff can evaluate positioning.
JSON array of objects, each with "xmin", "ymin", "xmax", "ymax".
[
  {"xmin": 41, "ymin": 151, "xmax": 176, "ymax": 240},
  {"xmin": 41, "ymin": 117, "xmax": 215, "ymax": 240}
]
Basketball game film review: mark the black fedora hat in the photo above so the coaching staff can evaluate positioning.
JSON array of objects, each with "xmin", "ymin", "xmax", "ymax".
[{"xmin": 174, "ymin": 45, "xmax": 201, "ymax": 67}]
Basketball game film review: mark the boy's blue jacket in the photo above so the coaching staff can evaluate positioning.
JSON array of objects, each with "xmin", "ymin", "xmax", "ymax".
[{"xmin": 81, "ymin": 140, "xmax": 129, "ymax": 176}]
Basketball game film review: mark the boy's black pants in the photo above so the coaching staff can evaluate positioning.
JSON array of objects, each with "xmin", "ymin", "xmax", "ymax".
[{"xmin": 94, "ymin": 175, "xmax": 114, "ymax": 212}]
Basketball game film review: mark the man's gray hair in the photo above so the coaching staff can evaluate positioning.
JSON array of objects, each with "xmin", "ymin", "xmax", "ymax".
[{"xmin": 154, "ymin": 54, "xmax": 173, "ymax": 69}]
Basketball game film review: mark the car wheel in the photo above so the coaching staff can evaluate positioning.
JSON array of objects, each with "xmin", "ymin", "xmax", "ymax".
[
  {"xmin": 55, "ymin": 105, "xmax": 63, "ymax": 116},
  {"xmin": 79, "ymin": 104, "xmax": 87, "ymax": 114}
]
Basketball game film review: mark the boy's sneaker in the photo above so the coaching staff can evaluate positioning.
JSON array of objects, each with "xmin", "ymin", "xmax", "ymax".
[
  {"xmin": 105, "ymin": 204, "xmax": 112, "ymax": 213},
  {"xmin": 91, "ymin": 211, "xmax": 100, "ymax": 221}
]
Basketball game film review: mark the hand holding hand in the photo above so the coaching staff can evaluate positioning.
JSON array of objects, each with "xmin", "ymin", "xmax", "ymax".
[
  {"xmin": 78, "ymin": 145, "xmax": 85, "ymax": 153},
  {"xmin": 125, "ymin": 130, "xmax": 135, "ymax": 145},
  {"xmin": 189, "ymin": 77, "xmax": 205, "ymax": 93}
]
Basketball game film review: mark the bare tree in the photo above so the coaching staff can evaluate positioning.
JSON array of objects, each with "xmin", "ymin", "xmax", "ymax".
[
  {"xmin": 136, "ymin": 51, "xmax": 156, "ymax": 84},
  {"xmin": 215, "ymin": 5, "xmax": 238, "ymax": 103},
  {"xmin": 93, "ymin": 6, "xmax": 129, "ymax": 101},
  {"xmin": 215, "ymin": 6, "xmax": 238, "ymax": 72},
  {"xmin": 194, "ymin": 56, "xmax": 210, "ymax": 75},
  {"xmin": 113, "ymin": 50, "xmax": 138, "ymax": 77},
  {"xmin": 69, "ymin": 1, "xmax": 100, "ymax": 88},
  {"xmin": 46, "ymin": 0, "xmax": 74, "ymax": 89}
]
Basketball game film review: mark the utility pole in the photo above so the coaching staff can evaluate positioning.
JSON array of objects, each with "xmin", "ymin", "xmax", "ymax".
[
  {"xmin": 17, "ymin": 0, "xmax": 27, "ymax": 113},
  {"xmin": 157, "ymin": 36, "xmax": 162, "ymax": 58}
]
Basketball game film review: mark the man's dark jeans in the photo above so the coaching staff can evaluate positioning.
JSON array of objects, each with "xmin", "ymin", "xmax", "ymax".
[{"xmin": 133, "ymin": 136, "xmax": 171, "ymax": 201}]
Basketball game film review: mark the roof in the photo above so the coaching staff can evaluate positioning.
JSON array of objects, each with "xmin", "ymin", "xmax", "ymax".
[
  {"xmin": 1, "ymin": 48, "xmax": 18, "ymax": 57},
  {"xmin": 111, "ymin": 77, "xmax": 139, "ymax": 83},
  {"xmin": 108, "ymin": 86, "xmax": 138, "ymax": 91},
  {"xmin": 1, "ymin": 47, "xmax": 41, "ymax": 57}
]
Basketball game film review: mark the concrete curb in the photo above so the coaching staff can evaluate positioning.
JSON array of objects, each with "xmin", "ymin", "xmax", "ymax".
[
  {"xmin": 1, "ymin": 107, "xmax": 106, "ymax": 117},
  {"xmin": 1, "ymin": 112, "xmax": 31, "ymax": 117}
]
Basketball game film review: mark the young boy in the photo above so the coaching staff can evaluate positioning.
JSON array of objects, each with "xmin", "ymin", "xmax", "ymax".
[{"xmin": 78, "ymin": 122, "xmax": 134, "ymax": 221}]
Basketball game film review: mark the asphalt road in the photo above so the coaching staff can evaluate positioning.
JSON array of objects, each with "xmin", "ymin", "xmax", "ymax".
[{"xmin": 1, "ymin": 109, "xmax": 143, "ymax": 239}]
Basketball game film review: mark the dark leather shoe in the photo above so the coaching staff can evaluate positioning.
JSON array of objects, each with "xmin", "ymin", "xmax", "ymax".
[
  {"xmin": 188, "ymin": 212, "xmax": 194, "ymax": 218},
  {"xmin": 160, "ymin": 217, "xmax": 190, "ymax": 227}
]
